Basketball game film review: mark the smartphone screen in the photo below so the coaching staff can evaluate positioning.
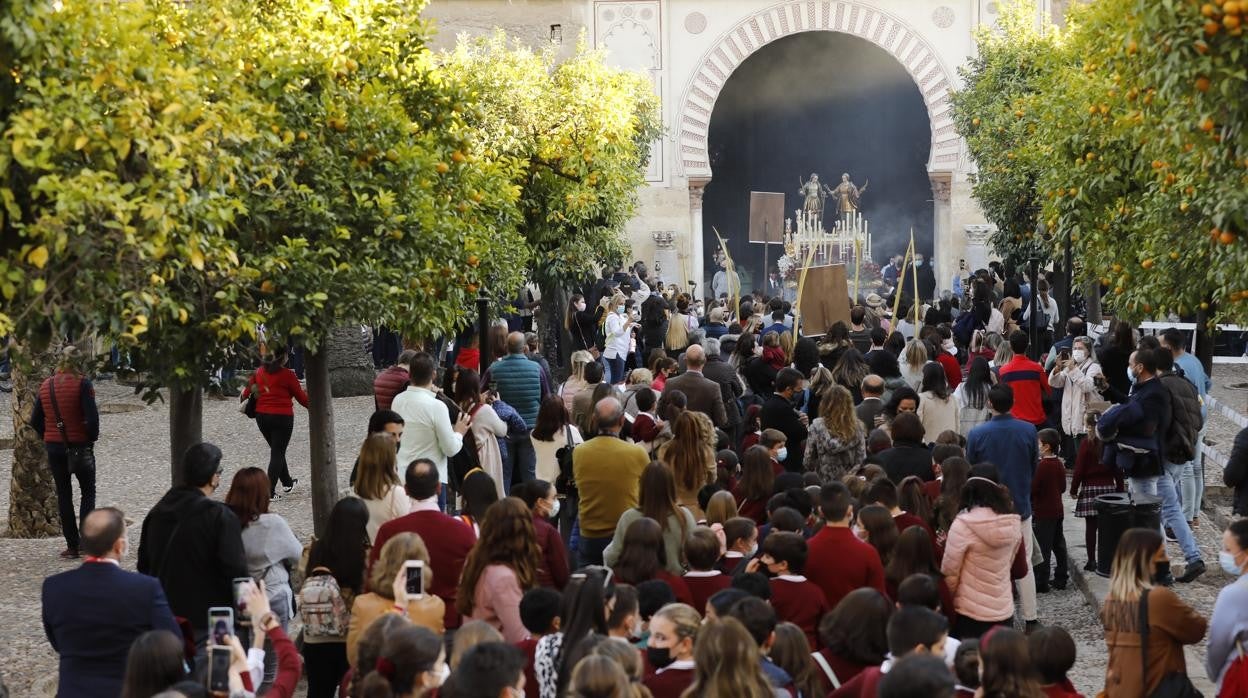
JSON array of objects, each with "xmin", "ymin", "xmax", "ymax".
[
  {"xmin": 208, "ymin": 607, "xmax": 234, "ymax": 647},
  {"xmin": 404, "ymin": 560, "xmax": 424, "ymax": 597},
  {"xmin": 233, "ymin": 578, "xmax": 253, "ymax": 625},
  {"xmin": 208, "ymin": 646, "xmax": 232, "ymax": 693}
]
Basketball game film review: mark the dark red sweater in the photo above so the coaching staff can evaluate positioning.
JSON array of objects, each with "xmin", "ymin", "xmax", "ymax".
[
  {"xmin": 632, "ymin": 413, "xmax": 661, "ymax": 443},
  {"xmin": 654, "ymin": 569, "xmax": 693, "ymax": 607},
  {"xmin": 372, "ymin": 365, "xmax": 409, "ymax": 411},
  {"xmin": 804, "ymin": 527, "xmax": 885, "ymax": 611},
  {"xmin": 718, "ymin": 553, "xmax": 746, "ymax": 576},
  {"xmin": 683, "ymin": 571, "xmax": 730, "ymax": 615},
  {"xmin": 244, "ymin": 366, "xmax": 308, "ymax": 416},
  {"xmin": 732, "ymin": 486, "xmax": 769, "ymax": 525},
  {"xmin": 516, "ymin": 636, "xmax": 540, "ymax": 698},
  {"xmin": 643, "ymin": 665, "xmax": 696, "ymax": 698},
  {"xmin": 769, "ymin": 576, "xmax": 830, "ymax": 649},
  {"xmin": 1031, "ymin": 456, "xmax": 1067, "ymax": 519},
  {"xmin": 829, "ymin": 665, "xmax": 883, "ymax": 698},
  {"xmin": 1071, "ymin": 438, "xmax": 1124, "ymax": 493},
  {"xmin": 533, "ymin": 514, "xmax": 569, "ymax": 590},
  {"xmin": 813, "ymin": 650, "xmax": 869, "ymax": 694}
]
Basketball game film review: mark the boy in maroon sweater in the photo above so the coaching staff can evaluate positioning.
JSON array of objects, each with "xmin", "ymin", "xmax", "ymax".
[
  {"xmin": 1031, "ymin": 429, "xmax": 1068, "ymax": 592},
  {"xmin": 748, "ymin": 531, "xmax": 830, "ymax": 649},
  {"xmin": 516, "ymin": 587, "xmax": 561, "ymax": 698},
  {"xmin": 829, "ymin": 606, "xmax": 950, "ymax": 698},
  {"xmin": 682, "ymin": 527, "xmax": 731, "ymax": 615}
]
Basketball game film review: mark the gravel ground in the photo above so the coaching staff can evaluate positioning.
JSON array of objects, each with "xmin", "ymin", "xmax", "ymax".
[
  {"xmin": 2, "ymin": 370, "xmax": 1245, "ymax": 697},
  {"xmin": 0, "ymin": 383, "xmax": 376, "ymax": 697}
]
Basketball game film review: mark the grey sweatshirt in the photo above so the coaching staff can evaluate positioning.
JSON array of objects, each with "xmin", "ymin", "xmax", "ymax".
[
  {"xmin": 1206, "ymin": 576, "xmax": 1248, "ymax": 689},
  {"xmin": 240, "ymin": 513, "xmax": 303, "ymax": 617}
]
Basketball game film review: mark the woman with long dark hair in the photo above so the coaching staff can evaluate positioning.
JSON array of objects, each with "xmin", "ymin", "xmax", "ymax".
[
  {"xmin": 516, "ymin": 479, "xmax": 571, "ymax": 590},
  {"xmin": 610, "ymin": 517, "xmax": 692, "ymax": 604},
  {"xmin": 241, "ymin": 345, "xmax": 308, "ymax": 497},
  {"xmin": 603, "ymin": 462, "xmax": 696, "ymax": 575},
  {"xmin": 120, "ymin": 630, "xmax": 186, "ymax": 698},
  {"xmin": 456, "ymin": 468, "xmax": 500, "ymax": 536},
  {"xmin": 1098, "ymin": 320, "xmax": 1137, "ymax": 397},
  {"xmin": 640, "ymin": 294, "xmax": 670, "ymax": 359},
  {"xmin": 814, "ymin": 588, "xmax": 892, "ymax": 692},
  {"xmin": 885, "ymin": 526, "xmax": 956, "ymax": 624},
  {"xmin": 818, "ymin": 321, "xmax": 852, "ymax": 371},
  {"xmin": 454, "ymin": 369, "xmax": 508, "ymax": 498},
  {"xmin": 458, "ymin": 497, "xmax": 542, "ymax": 643},
  {"xmin": 684, "ymin": 618, "xmax": 779, "ymax": 698},
  {"xmin": 357, "ymin": 624, "xmax": 446, "ymax": 698},
  {"xmin": 917, "ymin": 363, "xmax": 959, "ymax": 443},
  {"xmin": 1102, "ymin": 528, "xmax": 1207, "ymax": 697},
  {"xmin": 940, "ymin": 477, "xmax": 1022, "ymax": 639},
  {"xmin": 829, "ymin": 348, "xmax": 870, "ymax": 404},
  {"xmin": 567, "ymin": 294, "xmax": 602, "ymax": 355},
  {"xmin": 732, "ymin": 445, "xmax": 775, "ymax": 525},
  {"xmin": 977, "ymin": 627, "xmax": 1044, "ymax": 698},
  {"xmin": 954, "ymin": 357, "xmax": 994, "ymax": 434},
  {"xmin": 856, "ymin": 504, "xmax": 899, "ymax": 568},
  {"xmin": 302, "ymin": 496, "xmax": 370, "ymax": 698},
  {"xmin": 771, "ymin": 622, "xmax": 825, "ymax": 698},
  {"xmin": 536, "ymin": 567, "xmax": 615, "ymax": 698}
]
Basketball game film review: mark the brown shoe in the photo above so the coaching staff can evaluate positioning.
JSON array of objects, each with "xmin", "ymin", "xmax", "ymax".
[{"xmin": 59, "ymin": 548, "xmax": 80, "ymax": 560}]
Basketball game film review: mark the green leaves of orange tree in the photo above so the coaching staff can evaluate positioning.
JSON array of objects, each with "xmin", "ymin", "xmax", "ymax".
[
  {"xmin": 439, "ymin": 32, "xmax": 662, "ymax": 290},
  {"xmin": 956, "ymin": 0, "xmax": 1248, "ymax": 323}
]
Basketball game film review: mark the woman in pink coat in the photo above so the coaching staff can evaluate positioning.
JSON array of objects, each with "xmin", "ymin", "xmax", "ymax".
[{"xmin": 941, "ymin": 476, "xmax": 1023, "ymax": 640}]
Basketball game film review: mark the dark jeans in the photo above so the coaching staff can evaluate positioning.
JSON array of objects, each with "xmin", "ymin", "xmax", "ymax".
[
  {"xmin": 953, "ymin": 614, "xmax": 1009, "ymax": 641},
  {"xmin": 302, "ymin": 641, "xmax": 349, "ymax": 698},
  {"xmin": 256, "ymin": 413, "xmax": 295, "ymax": 493},
  {"xmin": 47, "ymin": 445, "xmax": 96, "ymax": 550},
  {"xmin": 1033, "ymin": 516, "xmax": 1068, "ymax": 588},
  {"xmin": 506, "ymin": 436, "xmax": 537, "ymax": 492},
  {"xmin": 578, "ymin": 535, "xmax": 612, "ymax": 569}
]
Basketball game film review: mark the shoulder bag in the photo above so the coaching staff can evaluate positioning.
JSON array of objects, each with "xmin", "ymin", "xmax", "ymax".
[
  {"xmin": 48, "ymin": 376, "xmax": 95, "ymax": 476},
  {"xmin": 554, "ymin": 424, "xmax": 578, "ymax": 496},
  {"xmin": 1139, "ymin": 588, "xmax": 1203, "ymax": 698}
]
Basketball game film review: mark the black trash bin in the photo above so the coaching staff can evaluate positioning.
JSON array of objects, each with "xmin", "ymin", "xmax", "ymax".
[{"xmin": 1095, "ymin": 492, "xmax": 1162, "ymax": 577}]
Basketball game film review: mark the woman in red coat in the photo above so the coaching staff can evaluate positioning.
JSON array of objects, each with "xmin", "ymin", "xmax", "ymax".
[{"xmin": 242, "ymin": 346, "xmax": 309, "ymax": 498}]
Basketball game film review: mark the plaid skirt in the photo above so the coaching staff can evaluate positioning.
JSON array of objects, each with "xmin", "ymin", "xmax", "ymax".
[{"xmin": 1075, "ymin": 483, "xmax": 1118, "ymax": 518}]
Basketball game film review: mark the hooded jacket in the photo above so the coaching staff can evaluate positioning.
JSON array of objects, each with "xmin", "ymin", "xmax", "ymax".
[
  {"xmin": 1158, "ymin": 371, "xmax": 1203, "ymax": 464},
  {"xmin": 136, "ymin": 487, "xmax": 247, "ymax": 631},
  {"xmin": 941, "ymin": 507, "xmax": 1023, "ymax": 622}
]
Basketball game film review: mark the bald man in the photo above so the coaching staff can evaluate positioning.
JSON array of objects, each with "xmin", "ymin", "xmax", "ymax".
[
  {"xmin": 572, "ymin": 397, "xmax": 650, "ymax": 566},
  {"xmin": 43, "ymin": 507, "xmax": 181, "ymax": 697},
  {"xmin": 662, "ymin": 344, "xmax": 728, "ymax": 427}
]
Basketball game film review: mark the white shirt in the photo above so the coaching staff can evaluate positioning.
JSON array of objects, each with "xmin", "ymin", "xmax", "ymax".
[
  {"xmin": 1023, "ymin": 295, "xmax": 1060, "ymax": 331},
  {"xmin": 361, "ymin": 484, "xmax": 411, "ymax": 543},
  {"xmin": 604, "ymin": 311, "xmax": 631, "ymax": 359},
  {"xmin": 392, "ymin": 386, "xmax": 463, "ymax": 484},
  {"xmin": 532, "ymin": 425, "xmax": 583, "ymax": 483}
]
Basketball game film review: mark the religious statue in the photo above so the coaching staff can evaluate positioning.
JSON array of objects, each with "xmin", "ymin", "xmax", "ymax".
[
  {"xmin": 832, "ymin": 173, "xmax": 868, "ymax": 214},
  {"xmin": 799, "ymin": 173, "xmax": 832, "ymax": 216}
]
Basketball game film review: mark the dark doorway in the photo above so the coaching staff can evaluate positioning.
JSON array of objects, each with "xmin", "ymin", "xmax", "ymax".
[{"xmin": 704, "ymin": 30, "xmax": 933, "ymax": 291}]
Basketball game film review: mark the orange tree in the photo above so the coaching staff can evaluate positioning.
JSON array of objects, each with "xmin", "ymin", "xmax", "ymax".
[
  {"xmin": 238, "ymin": 0, "xmax": 527, "ymax": 530},
  {"xmin": 950, "ymin": 4, "xmax": 1067, "ymax": 272},
  {"xmin": 439, "ymin": 33, "xmax": 661, "ymax": 366},
  {"xmin": 1035, "ymin": 0, "xmax": 1248, "ymax": 328}
]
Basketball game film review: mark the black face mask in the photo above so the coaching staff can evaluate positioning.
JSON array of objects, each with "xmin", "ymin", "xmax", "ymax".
[{"xmin": 646, "ymin": 645, "xmax": 675, "ymax": 670}]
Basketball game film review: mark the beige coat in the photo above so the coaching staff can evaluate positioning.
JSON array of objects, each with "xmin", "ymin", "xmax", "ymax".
[
  {"xmin": 1048, "ymin": 359, "xmax": 1103, "ymax": 436},
  {"xmin": 346, "ymin": 592, "xmax": 446, "ymax": 666}
]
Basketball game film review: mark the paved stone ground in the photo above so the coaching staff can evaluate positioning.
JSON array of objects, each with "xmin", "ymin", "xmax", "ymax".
[
  {"xmin": 2, "ymin": 366, "xmax": 1245, "ymax": 697},
  {"xmin": 0, "ymin": 383, "xmax": 376, "ymax": 696}
]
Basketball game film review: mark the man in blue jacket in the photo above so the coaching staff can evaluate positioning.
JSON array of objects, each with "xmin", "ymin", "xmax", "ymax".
[
  {"xmin": 43, "ymin": 507, "xmax": 181, "ymax": 697},
  {"xmin": 484, "ymin": 332, "xmax": 549, "ymax": 487},
  {"xmin": 966, "ymin": 384, "xmax": 1040, "ymax": 631}
]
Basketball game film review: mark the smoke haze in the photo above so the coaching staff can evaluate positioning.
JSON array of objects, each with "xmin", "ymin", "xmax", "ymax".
[{"xmin": 703, "ymin": 30, "xmax": 934, "ymax": 288}]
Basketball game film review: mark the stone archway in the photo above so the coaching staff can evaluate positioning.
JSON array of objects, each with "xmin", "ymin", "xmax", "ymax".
[
  {"xmin": 677, "ymin": 1, "xmax": 961, "ymax": 178},
  {"xmin": 677, "ymin": 2, "xmax": 962, "ymax": 293}
]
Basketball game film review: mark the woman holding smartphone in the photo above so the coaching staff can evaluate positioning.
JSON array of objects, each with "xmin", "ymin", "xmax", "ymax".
[{"xmin": 346, "ymin": 532, "xmax": 445, "ymax": 666}]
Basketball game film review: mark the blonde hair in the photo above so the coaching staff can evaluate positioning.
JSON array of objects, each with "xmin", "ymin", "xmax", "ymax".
[
  {"xmin": 592, "ymin": 638, "xmax": 649, "ymax": 686},
  {"xmin": 353, "ymin": 434, "xmax": 401, "ymax": 501},
  {"xmin": 779, "ymin": 331, "xmax": 795, "ymax": 364},
  {"xmin": 660, "ymin": 412, "xmax": 715, "ymax": 494},
  {"xmin": 627, "ymin": 368, "xmax": 654, "ymax": 385},
  {"xmin": 653, "ymin": 603, "xmax": 701, "ymax": 647},
  {"xmin": 570, "ymin": 351, "xmax": 595, "ymax": 380},
  {"xmin": 450, "ymin": 620, "xmax": 503, "ymax": 670},
  {"xmin": 569, "ymin": 655, "xmax": 631, "ymax": 698},
  {"xmin": 817, "ymin": 385, "xmax": 860, "ymax": 443},
  {"xmin": 903, "ymin": 339, "xmax": 928, "ymax": 371},
  {"xmin": 368, "ymin": 532, "xmax": 433, "ymax": 601},
  {"xmin": 1107, "ymin": 528, "xmax": 1162, "ymax": 602},
  {"xmin": 993, "ymin": 341, "xmax": 1015, "ymax": 366},
  {"xmin": 705, "ymin": 490, "xmax": 737, "ymax": 526},
  {"xmin": 762, "ymin": 330, "xmax": 781, "ymax": 348},
  {"xmin": 685, "ymin": 618, "xmax": 774, "ymax": 698}
]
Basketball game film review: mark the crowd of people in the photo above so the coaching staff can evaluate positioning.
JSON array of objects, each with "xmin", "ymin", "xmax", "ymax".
[{"xmin": 33, "ymin": 260, "xmax": 1248, "ymax": 697}]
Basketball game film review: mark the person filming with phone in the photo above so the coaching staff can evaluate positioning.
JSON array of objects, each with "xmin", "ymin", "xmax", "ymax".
[{"xmin": 42, "ymin": 507, "xmax": 181, "ymax": 697}]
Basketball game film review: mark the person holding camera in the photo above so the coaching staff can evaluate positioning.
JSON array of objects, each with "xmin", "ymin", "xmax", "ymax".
[{"xmin": 1048, "ymin": 336, "xmax": 1103, "ymax": 455}]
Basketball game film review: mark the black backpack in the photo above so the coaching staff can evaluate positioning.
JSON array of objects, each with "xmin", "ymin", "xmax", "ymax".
[{"xmin": 447, "ymin": 404, "xmax": 483, "ymax": 490}]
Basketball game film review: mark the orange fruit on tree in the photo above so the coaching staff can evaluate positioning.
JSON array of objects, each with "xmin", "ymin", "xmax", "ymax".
[
  {"xmin": 1170, "ymin": 251, "xmax": 1181, "ymax": 260},
  {"xmin": 1221, "ymin": 230, "xmax": 1237, "ymax": 244},
  {"xmin": 1127, "ymin": 40, "xmax": 1139, "ymax": 54},
  {"xmin": 1206, "ymin": 20, "xmax": 1221, "ymax": 35},
  {"xmin": 1228, "ymin": 1, "xmax": 1242, "ymax": 13},
  {"xmin": 1194, "ymin": 40, "xmax": 1210, "ymax": 54},
  {"xmin": 1142, "ymin": 258, "xmax": 1155, "ymax": 269},
  {"xmin": 1201, "ymin": 2, "xmax": 1217, "ymax": 17},
  {"xmin": 1195, "ymin": 76, "xmax": 1211, "ymax": 92},
  {"xmin": 435, "ymin": 162, "xmax": 450, "ymax": 174},
  {"xmin": 1201, "ymin": 117, "xmax": 1216, "ymax": 132},
  {"xmin": 1226, "ymin": 13, "xmax": 1241, "ymax": 28},
  {"xmin": 451, "ymin": 150, "xmax": 466, "ymax": 163}
]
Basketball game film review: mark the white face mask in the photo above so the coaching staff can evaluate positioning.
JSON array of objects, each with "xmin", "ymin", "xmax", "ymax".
[
  {"xmin": 1220, "ymin": 550, "xmax": 1243, "ymax": 576},
  {"xmin": 436, "ymin": 662, "xmax": 450, "ymax": 686},
  {"xmin": 617, "ymin": 305, "xmax": 626, "ymax": 315},
  {"xmin": 1072, "ymin": 349, "xmax": 1087, "ymax": 363},
  {"xmin": 575, "ymin": 301, "xmax": 586, "ymax": 311},
  {"xmin": 547, "ymin": 497, "xmax": 561, "ymax": 519},
  {"xmin": 746, "ymin": 542, "xmax": 758, "ymax": 558}
]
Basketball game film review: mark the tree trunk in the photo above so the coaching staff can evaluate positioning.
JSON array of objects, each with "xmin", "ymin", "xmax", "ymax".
[
  {"xmin": 1084, "ymin": 277, "xmax": 1102, "ymax": 327},
  {"xmin": 326, "ymin": 325, "xmax": 375, "ymax": 397},
  {"xmin": 168, "ymin": 385, "xmax": 203, "ymax": 487},
  {"xmin": 305, "ymin": 348, "xmax": 338, "ymax": 538},
  {"xmin": 538, "ymin": 281, "xmax": 570, "ymax": 381},
  {"xmin": 7, "ymin": 346, "xmax": 60, "ymax": 537}
]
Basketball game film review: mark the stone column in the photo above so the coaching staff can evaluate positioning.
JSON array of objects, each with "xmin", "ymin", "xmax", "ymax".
[
  {"xmin": 930, "ymin": 173, "xmax": 953, "ymax": 294},
  {"xmin": 963, "ymin": 224, "xmax": 997, "ymax": 275},
  {"xmin": 688, "ymin": 179, "xmax": 708, "ymax": 298}
]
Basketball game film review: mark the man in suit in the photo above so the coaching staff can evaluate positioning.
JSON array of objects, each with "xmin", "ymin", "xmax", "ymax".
[
  {"xmin": 663, "ymin": 344, "xmax": 728, "ymax": 427},
  {"xmin": 856, "ymin": 374, "xmax": 886, "ymax": 433},
  {"xmin": 699, "ymin": 338, "xmax": 743, "ymax": 439},
  {"xmin": 137, "ymin": 442, "xmax": 246, "ymax": 644},
  {"xmin": 372, "ymin": 458, "xmax": 477, "ymax": 629},
  {"xmin": 760, "ymin": 368, "xmax": 809, "ymax": 473},
  {"xmin": 44, "ymin": 507, "xmax": 181, "ymax": 697}
]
